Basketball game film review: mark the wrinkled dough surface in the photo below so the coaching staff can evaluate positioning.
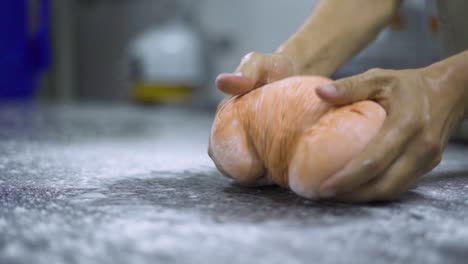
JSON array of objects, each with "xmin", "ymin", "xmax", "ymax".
[{"xmin": 209, "ymin": 76, "xmax": 386, "ymax": 198}]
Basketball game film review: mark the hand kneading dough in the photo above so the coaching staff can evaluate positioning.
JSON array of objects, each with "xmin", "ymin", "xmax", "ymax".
[{"xmin": 208, "ymin": 76, "xmax": 386, "ymax": 199}]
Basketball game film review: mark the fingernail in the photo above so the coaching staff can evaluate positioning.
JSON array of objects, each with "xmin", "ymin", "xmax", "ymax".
[
  {"xmin": 318, "ymin": 84, "xmax": 337, "ymax": 95},
  {"xmin": 320, "ymin": 189, "xmax": 336, "ymax": 198},
  {"xmin": 234, "ymin": 72, "xmax": 243, "ymax": 77}
]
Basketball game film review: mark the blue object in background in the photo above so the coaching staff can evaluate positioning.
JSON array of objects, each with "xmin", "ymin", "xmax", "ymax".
[{"xmin": 0, "ymin": 0, "xmax": 51, "ymax": 100}]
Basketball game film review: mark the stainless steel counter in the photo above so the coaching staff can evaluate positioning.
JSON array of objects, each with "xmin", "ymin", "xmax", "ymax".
[{"xmin": 0, "ymin": 104, "xmax": 467, "ymax": 264}]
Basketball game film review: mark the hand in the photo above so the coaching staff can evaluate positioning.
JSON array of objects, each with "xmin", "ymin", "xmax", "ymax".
[
  {"xmin": 216, "ymin": 52, "xmax": 296, "ymax": 95},
  {"xmin": 315, "ymin": 67, "xmax": 467, "ymax": 202}
]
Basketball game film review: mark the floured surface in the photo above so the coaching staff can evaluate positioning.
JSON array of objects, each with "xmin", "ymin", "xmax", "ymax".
[{"xmin": 0, "ymin": 104, "xmax": 468, "ymax": 264}]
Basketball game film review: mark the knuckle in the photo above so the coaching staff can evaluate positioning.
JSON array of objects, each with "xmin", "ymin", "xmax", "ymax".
[
  {"xmin": 421, "ymin": 135, "xmax": 442, "ymax": 158},
  {"xmin": 364, "ymin": 68, "xmax": 395, "ymax": 80},
  {"xmin": 361, "ymin": 159, "xmax": 379, "ymax": 173},
  {"xmin": 336, "ymin": 76, "xmax": 361, "ymax": 93},
  {"xmin": 243, "ymin": 51, "xmax": 262, "ymax": 62},
  {"xmin": 363, "ymin": 68, "xmax": 399, "ymax": 93}
]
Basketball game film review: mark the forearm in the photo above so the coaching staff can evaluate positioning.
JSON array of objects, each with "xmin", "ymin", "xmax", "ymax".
[{"xmin": 276, "ymin": 0, "xmax": 401, "ymax": 77}]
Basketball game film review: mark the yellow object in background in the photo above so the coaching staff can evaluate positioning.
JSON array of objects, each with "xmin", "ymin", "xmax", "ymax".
[{"xmin": 133, "ymin": 82, "xmax": 193, "ymax": 103}]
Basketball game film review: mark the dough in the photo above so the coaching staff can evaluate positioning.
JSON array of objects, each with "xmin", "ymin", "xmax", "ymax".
[{"xmin": 208, "ymin": 76, "xmax": 386, "ymax": 199}]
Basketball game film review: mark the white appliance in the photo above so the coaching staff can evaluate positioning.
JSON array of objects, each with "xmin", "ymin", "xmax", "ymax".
[{"xmin": 129, "ymin": 18, "xmax": 204, "ymax": 103}]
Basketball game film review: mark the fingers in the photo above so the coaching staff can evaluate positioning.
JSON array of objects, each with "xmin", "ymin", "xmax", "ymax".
[
  {"xmin": 318, "ymin": 113, "xmax": 421, "ymax": 198},
  {"xmin": 333, "ymin": 136, "xmax": 441, "ymax": 202},
  {"xmin": 216, "ymin": 73, "xmax": 254, "ymax": 95},
  {"xmin": 216, "ymin": 52, "xmax": 294, "ymax": 95},
  {"xmin": 333, "ymin": 161, "xmax": 419, "ymax": 203},
  {"xmin": 316, "ymin": 69, "xmax": 387, "ymax": 106},
  {"xmin": 216, "ymin": 52, "xmax": 263, "ymax": 95}
]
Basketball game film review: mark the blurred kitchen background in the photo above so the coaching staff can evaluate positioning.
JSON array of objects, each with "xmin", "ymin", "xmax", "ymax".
[{"xmin": 3, "ymin": 0, "xmax": 442, "ymax": 108}]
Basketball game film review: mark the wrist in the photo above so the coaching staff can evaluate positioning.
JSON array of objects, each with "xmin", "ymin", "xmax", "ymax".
[
  {"xmin": 276, "ymin": 40, "xmax": 338, "ymax": 77},
  {"xmin": 275, "ymin": 42, "xmax": 302, "ymax": 75},
  {"xmin": 423, "ymin": 50, "xmax": 468, "ymax": 115}
]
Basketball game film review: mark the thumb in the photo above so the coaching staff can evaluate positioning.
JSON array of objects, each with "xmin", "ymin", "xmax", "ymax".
[
  {"xmin": 316, "ymin": 75, "xmax": 378, "ymax": 106},
  {"xmin": 216, "ymin": 73, "xmax": 256, "ymax": 96},
  {"xmin": 216, "ymin": 52, "xmax": 265, "ymax": 95}
]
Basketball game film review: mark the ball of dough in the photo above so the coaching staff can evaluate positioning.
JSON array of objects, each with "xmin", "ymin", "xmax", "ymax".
[{"xmin": 208, "ymin": 76, "xmax": 386, "ymax": 199}]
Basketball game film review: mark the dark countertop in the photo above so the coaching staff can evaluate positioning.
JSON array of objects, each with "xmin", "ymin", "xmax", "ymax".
[{"xmin": 0, "ymin": 104, "xmax": 468, "ymax": 264}]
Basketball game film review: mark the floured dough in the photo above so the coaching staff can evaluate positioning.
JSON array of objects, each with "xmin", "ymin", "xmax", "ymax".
[{"xmin": 208, "ymin": 76, "xmax": 386, "ymax": 199}]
